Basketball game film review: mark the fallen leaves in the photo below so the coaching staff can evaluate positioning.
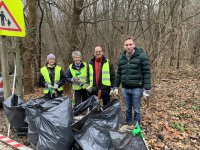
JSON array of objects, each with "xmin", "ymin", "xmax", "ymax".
[{"xmin": 141, "ymin": 66, "xmax": 200, "ymax": 149}]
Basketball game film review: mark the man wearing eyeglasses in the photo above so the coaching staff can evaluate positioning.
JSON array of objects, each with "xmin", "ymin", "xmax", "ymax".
[
  {"xmin": 114, "ymin": 36, "xmax": 151, "ymax": 125},
  {"xmin": 86, "ymin": 46, "xmax": 115, "ymax": 106}
]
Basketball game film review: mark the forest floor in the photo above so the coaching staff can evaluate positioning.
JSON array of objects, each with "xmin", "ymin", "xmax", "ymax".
[{"xmin": 0, "ymin": 65, "xmax": 199, "ymax": 150}]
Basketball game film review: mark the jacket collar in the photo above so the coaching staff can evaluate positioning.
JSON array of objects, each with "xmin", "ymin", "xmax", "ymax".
[
  {"xmin": 90, "ymin": 55, "xmax": 107, "ymax": 64},
  {"xmin": 72, "ymin": 62, "xmax": 85, "ymax": 70}
]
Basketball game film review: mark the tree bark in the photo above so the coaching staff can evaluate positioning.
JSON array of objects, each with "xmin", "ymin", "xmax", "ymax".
[{"xmin": 23, "ymin": 0, "xmax": 37, "ymax": 94}]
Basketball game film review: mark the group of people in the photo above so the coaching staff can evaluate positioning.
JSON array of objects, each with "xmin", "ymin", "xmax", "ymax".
[{"xmin": 38, "ymin": 36, "xmax": 151, "ymax": 125}]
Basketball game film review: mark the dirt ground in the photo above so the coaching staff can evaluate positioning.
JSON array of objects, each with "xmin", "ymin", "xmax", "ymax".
[{"xmin": 0, "ymin": 66, "xmax": 199, "ymax": 150}]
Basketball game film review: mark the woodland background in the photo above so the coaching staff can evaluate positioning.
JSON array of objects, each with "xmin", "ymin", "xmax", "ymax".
[
  {"xmin": 0, "ymin": 0, "xmax": 200, "ymax": 149},
  {"xmin": 4, "ymin": 0, "xmax": 199, "ymax": 94}
]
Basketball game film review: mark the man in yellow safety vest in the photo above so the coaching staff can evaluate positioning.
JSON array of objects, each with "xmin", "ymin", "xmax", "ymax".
[{"xmin": 86, "ymin": 46, "xmax": 115, "ymax": 106}]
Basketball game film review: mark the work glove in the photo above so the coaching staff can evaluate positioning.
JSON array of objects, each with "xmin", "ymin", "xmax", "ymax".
[
  {"xmin": 113, "ymin": 88, "xmax": 119, "ymax": 96},
  {"xmin": 45, "ymin": 83, "xmax": 52, "ymax": 88},
  {"xmin": 109, "ymin": 88, "xmax": 114, "ymax": 95},
  {"xmin": 143, "ymin": 90, "xmax": 151, "ymax": 100},
  {"xmin": 77, "ymin": 79, "xmax": 83, "ymax": 86},
  {"xmin": 72, "ymin": 77, "xmax": 80, "ymax": 83},
  {"xmin": 53, "ymin": 83, "xmax": 59, "ymax": 90},
  {"xmin": 86, "ymin": 84, "xmax": 92, "ymax": 92}
]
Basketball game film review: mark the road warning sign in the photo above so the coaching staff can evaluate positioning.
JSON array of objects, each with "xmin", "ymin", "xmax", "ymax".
[{"xmin": 0, "ymin": 0, "xmax": 25, "ymax": 37}]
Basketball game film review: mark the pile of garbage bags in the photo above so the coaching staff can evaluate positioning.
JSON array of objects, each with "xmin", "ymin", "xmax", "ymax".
[{"xmin": 3, "ymin": 94, "xmax": 147, "ymax": 150}]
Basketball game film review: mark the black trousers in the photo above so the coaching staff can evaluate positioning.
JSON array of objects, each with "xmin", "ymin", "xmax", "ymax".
[
  {"xmin": 90, "ymin": 91, "xmax": 110, "ymax": 106},
  {"xmin": 74, "ymin": 89, "xmax": 88, "ymax": 107}
]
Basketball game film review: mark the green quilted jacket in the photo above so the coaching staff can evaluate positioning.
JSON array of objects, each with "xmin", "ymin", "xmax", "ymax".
[{"xmin": 114, "ymin": 48, "xmax": 151, "ymax": 90}]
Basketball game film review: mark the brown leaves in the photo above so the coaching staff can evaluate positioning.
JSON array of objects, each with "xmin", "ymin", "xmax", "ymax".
[{"xmin": 141, "ymin": 67, "xmax": 200, "ymax": 149}]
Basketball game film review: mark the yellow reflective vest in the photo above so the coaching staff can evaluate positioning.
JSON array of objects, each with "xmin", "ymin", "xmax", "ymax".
[
  {"xmin": 40, "ymin": 65, "xmax": 64, "ymax": 94},
  {"xmin": 89, "ymin": 60, "xmax": 111, "ymax": 87},
  {"xmin": 69, "ymin": 62, "xmax": 87, "ymax": 90}
]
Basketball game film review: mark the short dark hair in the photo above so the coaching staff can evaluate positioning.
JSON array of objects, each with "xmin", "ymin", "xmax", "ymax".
[{"xmin": 122, "ymin": 35, "xmax": 135, "ymax": 44}]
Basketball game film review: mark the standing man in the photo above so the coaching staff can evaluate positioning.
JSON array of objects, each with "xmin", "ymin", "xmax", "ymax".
[
  {"xmin": 87, "ymin": 46, "xmax": 115, "ymax": 106},
  {"xmin": 114, "ymin": 36, "xmax": 151, "ymax": 125},
  {"xmin": 39, "ymin": 54, "xmax": 65, "ymax": 99}
]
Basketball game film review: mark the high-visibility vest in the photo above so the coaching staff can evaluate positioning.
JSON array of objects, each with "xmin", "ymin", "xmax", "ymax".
[
  {"xmin": 89, "ymin": 60, "xmax": 111, "ymax": 87},
  {"xmin": 40, "ymin": 65, "xmax": 64, "ymax": 94},
  {"xmin": 69, "ymin": 62, "xmax": 87, "ymax": 90}
]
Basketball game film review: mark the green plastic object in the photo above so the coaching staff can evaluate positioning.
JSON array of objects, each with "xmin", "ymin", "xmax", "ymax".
[
  {"xmin": 75, "ymin": 71, "xmax": 81, "ymax": 76},
  {"xmin": 49, "ymin": 86, "xmax": 53, "ymax": 97},
  {"xmin": 132, "ymin": 122, "xmax": 144, "ymax": 139}
]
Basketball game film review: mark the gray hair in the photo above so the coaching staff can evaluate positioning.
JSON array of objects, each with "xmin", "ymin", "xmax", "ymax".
[{"xmin": 72, "ymin": 51, "xmax": 82, "ymax": 58}]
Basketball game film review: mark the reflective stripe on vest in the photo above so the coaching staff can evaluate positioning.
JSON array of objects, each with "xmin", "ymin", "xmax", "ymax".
[
  {"xmin": 69, "ymin": 62, "xmax": 87, "ymax": 90},
  {"xmin": 40, "ymin": 66, "xmax": 64, "ymax": 94},
  {"xmin": 89, "ymin": 60, "xmax": 111, "ymax": 87}
]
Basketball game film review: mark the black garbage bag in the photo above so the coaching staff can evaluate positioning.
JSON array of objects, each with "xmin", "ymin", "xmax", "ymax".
[
  {"xmin": 109, "ymin": 131, "xmax": 147, "ymax": 150},
  {"xmin": 72, "ymin": 99, "xmax": 124, "ymax": 150},
  {"xmin": 93, "ymin": 99, "xmax": 124, "ymax": 130},
  {"xmin": 72, "ymin": 99, "xmax": 147, "ymax": 150},
  {"xmin": 24, "ymin": 96, "xmax": 74, "ymax": 150},
  {"xmin": 3, "ymin": 94, "xmax": 27, "ymax": 128},
  {"xmin": 73, "ymin": 95, "xmax": 99, "ymax": 116},
  {"xmin": 74, "ymin": 120, "xmax": 115, "ymax": 150},
  {"xmin": 72, "ymin": 99, "xmax": 123, "ymax": 132}
]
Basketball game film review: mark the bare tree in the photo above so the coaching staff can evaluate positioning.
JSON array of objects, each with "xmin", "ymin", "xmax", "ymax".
[{"xmin": 23, "ymin": 0, "xmax": 37, "ymax": 94}]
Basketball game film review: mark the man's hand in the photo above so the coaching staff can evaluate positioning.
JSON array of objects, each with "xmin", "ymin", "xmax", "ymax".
[
  {"xmin": 113, "ymin": 88, "xmax": 119, "ymax": 96},
  {"xmin": 143, "ymin": 90, "xmax": 151, "ymax": 100},
  {"xmin": 86, "ymin": 84, "xmax": 92, "ymax": 92},
  {"xmin": 109, "ymin": 88, "xmax": 114, "ymax": 95}
]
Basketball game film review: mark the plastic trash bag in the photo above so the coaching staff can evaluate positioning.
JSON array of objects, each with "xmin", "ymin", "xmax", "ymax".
[
  {"xmin": 24, "ymin": 96, "xmax": 74, "ymax": 150},
  {"xmin": 72, "ymin": 99, "xmax": 123, "ymax": 150},
  {"xmin": 74, "ymin": 120, "xmax": 115, "ymax": 150},
  {"xmin": 109, "ymin": 131, "xmax": 147, "ymax": 150},
  {"xmin": 73, "ymin": 95, "xmax": 99, "ymax": 116},
  {"xmin": 72, "ymin": 99, "xmax": 147, "ymax": 150},
  {"xmin": 3, "ymin": 94, "xmax": 27, "ymax": 128}
]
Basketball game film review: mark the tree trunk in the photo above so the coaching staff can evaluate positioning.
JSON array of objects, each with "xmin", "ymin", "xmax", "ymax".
[
  {"xmin": 68, "ymin": 0, "xmax": 84, "ymax": 60},
  {"xmin": 23, "ymin": 0, "xmax": 37, "ymax": 94}
]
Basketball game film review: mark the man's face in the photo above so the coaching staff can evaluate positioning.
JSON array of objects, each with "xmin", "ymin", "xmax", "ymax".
[
  {"xmin": 94, "ymin": 47, "xmax": 103, "ymax": 58},
  {"xmin": 73, "ymin": 55, "xmax": 81, "ymax": 64},
  {"xmin": 48, "ymin": 58, "xmax": 56, "ymax": 66},
  {"xmin": 123, "ymin": 39, "xmax": 135, "ymax": 53}
]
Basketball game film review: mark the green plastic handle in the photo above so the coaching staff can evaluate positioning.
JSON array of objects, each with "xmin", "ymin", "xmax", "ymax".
[
  {"xmin": 49, "ymin": 86, "xmax": 53, "ymax": 95},
  {"xmin": 132, "ymin": 123, "xmax": 144, "ymax": 139}
]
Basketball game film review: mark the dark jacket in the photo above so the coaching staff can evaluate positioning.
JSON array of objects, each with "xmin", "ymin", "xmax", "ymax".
[
  {"xmin": 114, "ymin": 48, "xmax": 151, "ymax": 90},
  {"xmin": 66, "ymin": 62, "xmax": 86, "ymax": 83},
  {"xmin": 88, "ymin": 55, "xmax": 115, "ymax": 94},
  {"xmin": 39, "ymin": 65, "xmax": 65, "ymax": 89}
]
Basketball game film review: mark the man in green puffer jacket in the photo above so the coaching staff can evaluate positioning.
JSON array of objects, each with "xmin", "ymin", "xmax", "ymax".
[{"xmin": 114, "ymin": 36, "xmax": 151, "ymax": 125}]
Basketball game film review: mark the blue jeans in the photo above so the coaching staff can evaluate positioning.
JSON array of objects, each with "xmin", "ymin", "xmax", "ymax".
[{"xmin": 122, "ymin": 88, "xmax": 143, "ymax": 124}]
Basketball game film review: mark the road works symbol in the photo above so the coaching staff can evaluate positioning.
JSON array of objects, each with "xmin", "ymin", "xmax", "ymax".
[{"xmin": 0, "ymin": 1, "xmax": 21, "ymax": 31}]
